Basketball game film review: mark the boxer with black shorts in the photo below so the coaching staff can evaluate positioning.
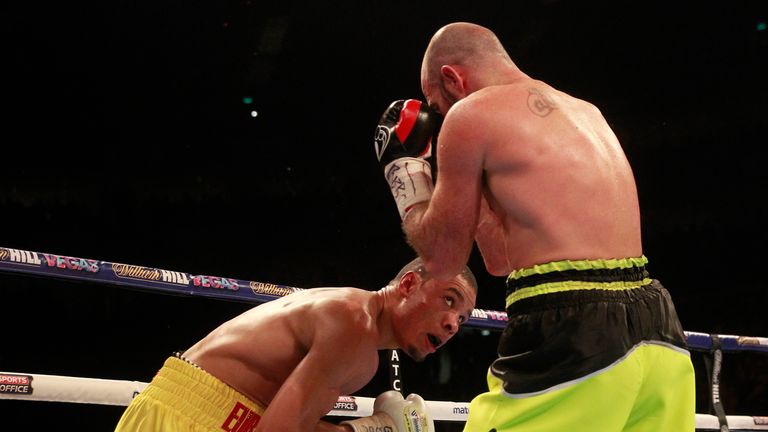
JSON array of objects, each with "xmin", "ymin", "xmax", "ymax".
[{"xmin": 375, "ymin": 22, "xmax": 695, "ymax": 431}]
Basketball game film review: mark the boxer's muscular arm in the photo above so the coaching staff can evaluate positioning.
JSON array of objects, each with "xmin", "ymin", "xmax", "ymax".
[
  {"xmin": 474, "ymin": 193, "xmax": 511, "ymax": 276},
  {"xmin": 403, "ymin": 102, "xmax": 486, "ymax": 280},
  {"xmin": 255, "ymin": 306, "xmax": 376, "ymax": 432}
]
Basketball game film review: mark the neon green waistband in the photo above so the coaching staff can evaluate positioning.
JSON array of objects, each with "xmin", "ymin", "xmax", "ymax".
[{"xmin": 506, "ymin": 256, "xmax": 650, "ymax": 308}]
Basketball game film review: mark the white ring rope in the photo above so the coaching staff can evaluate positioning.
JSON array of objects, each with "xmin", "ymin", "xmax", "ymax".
[
  {"xmin": 0, "ymin": 371, "xmax": 468, "ymax": 421},
  {"xmin": 1, "ymin": 371, "xmax": 767, "ymax": 429}
]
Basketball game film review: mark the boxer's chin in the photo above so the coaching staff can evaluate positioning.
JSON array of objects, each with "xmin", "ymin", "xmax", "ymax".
[{"xmin": 405, "ymin": 345, "xmax": 426, "ymax": 363}]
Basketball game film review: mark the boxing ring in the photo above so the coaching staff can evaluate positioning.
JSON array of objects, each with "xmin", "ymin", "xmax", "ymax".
[{"xmin": 1, "ymin": 246, "xmax": 766, "ymax": 431}]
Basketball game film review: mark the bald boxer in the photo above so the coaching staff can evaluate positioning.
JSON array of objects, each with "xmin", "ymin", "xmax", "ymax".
[
  {"xmin": 114, "ymin": 257, "xmax": 476, "ymax": 432},
  {"xmin": 375, "ymin": 22, "xmax": 695, "ymax": 431}
]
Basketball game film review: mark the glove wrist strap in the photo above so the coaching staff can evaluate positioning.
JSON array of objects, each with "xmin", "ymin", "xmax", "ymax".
[{"xmin": 384, "ymin": 157, "xmax": 433, "ymax": 219}]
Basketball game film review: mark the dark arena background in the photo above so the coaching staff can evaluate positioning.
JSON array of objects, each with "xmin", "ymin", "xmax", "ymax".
[{"xmin": 2, "ymin": 0, "xmax": 767, "ymax": 430}]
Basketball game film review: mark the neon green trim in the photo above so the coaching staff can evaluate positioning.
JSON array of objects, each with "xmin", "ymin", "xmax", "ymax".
[
  {"xmin": 507, "ymin": 256, "xmax": 648, "ymax": 282},
  {"xmin": 505, "ymin": 278, "xmax": 652, "ymax": 308}
]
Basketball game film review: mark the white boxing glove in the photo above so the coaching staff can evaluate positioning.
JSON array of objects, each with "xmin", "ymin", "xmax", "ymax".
[{"xmin": 341, "ymin": 390, "xmax": 434, "ymax": 432}]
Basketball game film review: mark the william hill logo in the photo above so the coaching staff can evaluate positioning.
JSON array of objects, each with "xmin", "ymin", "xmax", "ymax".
[
  {"xmin": 112, "ymin": 263, "xmax": 190, "ymax": 286},
  {"xmin": 0, "ymin": 248, "xmax": 41, "ymax": 265},
  {"xmin": 250, "ymin": 282, "xmax": 297, "ymax": 297}
]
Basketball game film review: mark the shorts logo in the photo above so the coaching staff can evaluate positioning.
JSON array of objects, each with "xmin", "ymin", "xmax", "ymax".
[
  {"xmin": 0, "ymin": 374, "xmax": 33, "ymax": 395},
  {"xmin": 221, "ymin": 401, "xmax": 260, "ymax": 432}
]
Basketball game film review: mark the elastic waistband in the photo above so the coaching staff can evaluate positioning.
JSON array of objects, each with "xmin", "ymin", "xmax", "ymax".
[
  {"xmin": 141, "ymin": 355, "xmax": 265, "ymax": 430},
  {"xmin": 506, "ymin": 256, "xmax": 651, "ymax": 308}
]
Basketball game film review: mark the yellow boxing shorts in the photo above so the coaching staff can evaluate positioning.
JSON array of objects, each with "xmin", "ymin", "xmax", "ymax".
[{"xmin": 115, "ymin": 355, "xmax": 265, "ymax": 432}]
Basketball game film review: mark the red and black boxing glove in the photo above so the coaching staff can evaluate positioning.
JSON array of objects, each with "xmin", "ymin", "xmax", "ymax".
[{"xmin": 374, "ymin": 99, "xmax": 441, "ymax": 219}]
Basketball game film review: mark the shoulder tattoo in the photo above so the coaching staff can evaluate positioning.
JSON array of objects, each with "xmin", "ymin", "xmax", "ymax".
[{"xmin": 527, "ymin": 88, "xmax": 557, "ymax": 117}]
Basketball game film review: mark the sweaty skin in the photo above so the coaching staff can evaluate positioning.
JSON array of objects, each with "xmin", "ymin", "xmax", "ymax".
[
  {"xmin": 182, "ymin": 272, "xmax": 476, "ymax": 432},
  {"xmin": 405, "ymin": 25, "xmax": 641, "ymax": 278}
]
